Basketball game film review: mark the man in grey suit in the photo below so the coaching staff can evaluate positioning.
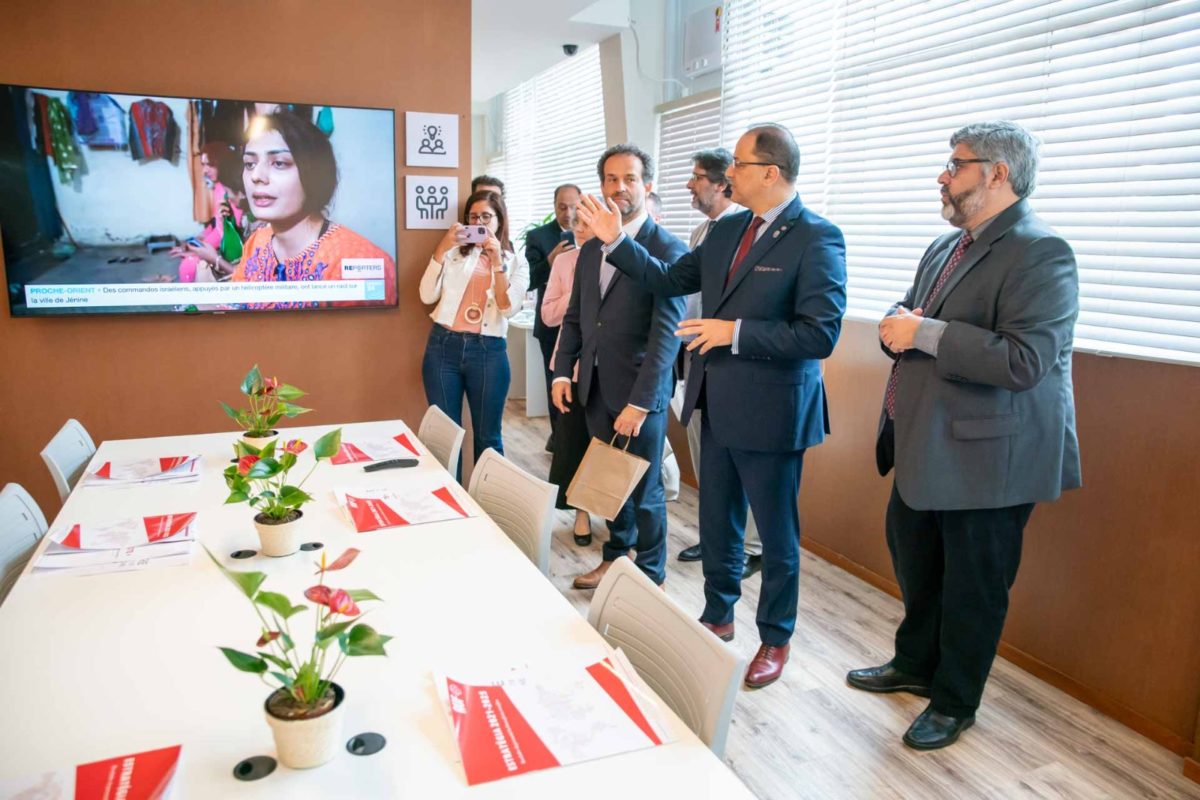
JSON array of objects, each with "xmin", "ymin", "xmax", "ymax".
[{"xmin": 847, "ymin": 121, "xmax": 1081, "ymax": 750}]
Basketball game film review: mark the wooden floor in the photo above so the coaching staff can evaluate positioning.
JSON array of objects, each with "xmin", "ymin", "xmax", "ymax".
[{"xmin": 500, "ymin": 401, "xmax": 1200, "ymax": 800}]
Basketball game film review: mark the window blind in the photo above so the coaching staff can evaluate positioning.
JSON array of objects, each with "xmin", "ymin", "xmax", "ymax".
[
  {"xmin": 721, "ymin": 0, "xmax": 1200, "ymax": 365},
  {"xmin": 655, "ymin": 95, "xmax": 724, "ymax": 241},
  {"xmin": 484, "ymin": 45, "xmax": 606, "ymax": 241}
]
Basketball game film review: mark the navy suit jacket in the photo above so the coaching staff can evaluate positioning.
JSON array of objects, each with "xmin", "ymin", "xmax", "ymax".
[
  {"xmin": 524, "ymin": 220, "xmax": 564, "ymax": 341},
  {"xmin": 605, "ymin": 195, "xmax": 847, "ymax": 452},
  {"xmin": 554, "ymin": 218, "xmax": 689, "ymax": 415}
]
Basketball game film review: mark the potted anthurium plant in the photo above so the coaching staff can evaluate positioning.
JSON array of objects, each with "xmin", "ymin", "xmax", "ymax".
[
  {"xmin": 221, "ymin": 365, "xmax": 312, "ymax": 448},
  {"xmin": 224, "ymin": 428, "xmax": 342, "ymax": 557},
  {"xmin": 208, "ymin": 547, "xmax": 390, "ymax": 769}
]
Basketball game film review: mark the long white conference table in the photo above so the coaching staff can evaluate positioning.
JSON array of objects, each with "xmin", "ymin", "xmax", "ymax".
[{"xmin": 0, "ymin": 419, "xmax": 754, "ymax": 798}]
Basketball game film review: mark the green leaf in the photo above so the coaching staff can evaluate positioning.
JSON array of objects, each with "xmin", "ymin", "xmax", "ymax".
[
  {"xmin": 220, "ymin": 401, "xmax": 241, "ymax": 421},
  {"xmin": 275, "ymin": 383, "xmax": 307, "ymax": 401},
  {"xmin": 279, "ymin": 486, "xmax": 311, "ymax": 508},
  {"xmin": 255, "ymin": 591, "xmax": 307, "ymax": 620},
  {"xmin": 339, "ymin": 623, "xmax": 391, "ymax": 657},
  {"xmin": 219, "ymin": 647, "xmax": 267, "ymax": 673},
  {"xmin": 247, "ymin": 457, "xmax": 281, "ymax": 479},
  {"xmin": 259, "ymin": 439, "xmax": 277, "ymax": 459},
  {"xmin": 241, "ymin": 365, "xmax": 263, "ymax": 396},
  {"xmin": 233, "ymin": 440, "xmax": 260, "ymax": 457},
  {"xmin": 270, "ymin": 671, "xmax": 295, "ymax": 689},
  {"xmin": 280, "ymin": 402, "xmax": 312, "ymax": 418},
  {"xmin": 280, "ymin": 633, "xmax": 295, "ymax": 652},
  {"xmin": 315, "ymin": 620, "xmax": 355, "ymax": 645},
  {"xmin": 204, "ymin": 547, "xmax": 266, "ymax": 599},
  {"xmin": 313, "ymin": 428, "xmax": 343, "ymax": 460},
  {"xmin": 224, "ymin": 490, "xmax": 249, "ymax": 505},
  {"xmin": 261, "ymin": 652, "xmax": 293, "ymax": 672},
  {"xmin": 266, "ymin": 412, "xmax": 284, "ymax": 427},
  {"xmin": 347, "ymin": 589, "xmax": 382, "ymax": 603}
]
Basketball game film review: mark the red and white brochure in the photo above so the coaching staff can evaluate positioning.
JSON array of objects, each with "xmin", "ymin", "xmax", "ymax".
[
  {"xmin": 333, "ymin": 483, "xmax": 470, "ymax": 532},
  {"xmin": 83, "ymin": 456, "xmax": 201, "ymax": 488},
  {"xmin": 331, "ymin": 433, "xmax": 421, "ymax": 465},
  {"xmin": 33, "ymin": 514, "xmax": 197, "ymax": 577},
  {"xmin": 435, "ymin": 650, "xmax": 673, "ymax": 786},
  {"xmin": 0, "ymin": 743, "xmax": 181, "ymax": 799}
]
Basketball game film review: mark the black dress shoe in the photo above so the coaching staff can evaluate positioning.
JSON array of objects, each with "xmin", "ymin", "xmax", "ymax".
[
  {"xmin": 903, "ymin": 705, "xmax": 975, "ymax": 750},
  {"xmin": 544, "ymin": 433, "xmax": 556, "ymax": 453},
  {"xmin": 574, "ymin": 533, "xmax": 592, "ymax": 546},
  {"xmin": 741, "ymin": 553, "xmax": 762, "ymax": 579},
  {"xmin": 678, "ymin": 543, "xmax": 702, "ymax": 562},
  {"xmin": 845, "ymin": 662, "xmax": 932, "ymax": 697}
]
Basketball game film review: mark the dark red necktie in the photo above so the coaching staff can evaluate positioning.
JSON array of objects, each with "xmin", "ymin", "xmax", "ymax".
[
  {"xmin": 885, "ymin": 232, "xmax": 974, "ymax": 418},
  {"xmin": 725, "ymin": 216, "xmax": 765, "ymax": 287}
]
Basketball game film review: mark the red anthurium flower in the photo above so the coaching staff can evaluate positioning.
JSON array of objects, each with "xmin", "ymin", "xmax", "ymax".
[
  {"xmin": 237, "ymin": 454, "xmax": 260, "ymax": 476},
  {"xmin": 327, "ymin": 589, "xmax": 361, "ymax": 617},
  {"xmin": 263, "ymin": 377, "xmax": 279, "ymax": 394},
  {"xmin": 257, "ymin": 631, "xmax": 281, "ymax": 647},
  {"xmin": 304, "ymin": 585, "xmax": 332, "ymax": 605},
  {"xmin": 284, "ymin": 439, "xmax": 307, "ymax": 455}
]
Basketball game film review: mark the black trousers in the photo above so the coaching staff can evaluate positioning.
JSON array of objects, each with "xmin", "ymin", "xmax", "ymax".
[
  {"xmin": 536, "ymin": 330, "xmax": 560, "ymax": 430},
  {"xmin": 886, "ymin": 482, "xmax": 1034, "ymax": 717}
]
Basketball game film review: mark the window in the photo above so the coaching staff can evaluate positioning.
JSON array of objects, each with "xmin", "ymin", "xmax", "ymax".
[
  {"xmin": 722, "ymin": 0, "xmax": 1200, "ymax": 365},
  {"xmin": 485, "ymin": 45, "xmax": 606, "ymax": 240},
  {"xmin": 654, "ymin": 94, "xmax": 724, "ymax": 242}
]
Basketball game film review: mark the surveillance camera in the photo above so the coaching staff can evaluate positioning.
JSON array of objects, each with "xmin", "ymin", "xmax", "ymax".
[{"xmin": 563, "ymin": 44, "xmax": 579, "ymax": 56}]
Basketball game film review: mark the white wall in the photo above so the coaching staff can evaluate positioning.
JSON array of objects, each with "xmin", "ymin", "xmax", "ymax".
[{"xmin": 36, "ymin": 90, "xmax": 396, "ymax": 260}]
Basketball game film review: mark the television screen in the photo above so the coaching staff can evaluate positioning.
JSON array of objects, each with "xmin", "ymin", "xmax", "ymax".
[{"xmin": 0, "ymin": 85, "xmax": 397, "ymax": 316}]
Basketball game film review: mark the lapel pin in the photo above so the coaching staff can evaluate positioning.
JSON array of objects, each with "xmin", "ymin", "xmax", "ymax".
[{"xmin": 772, "ymin": 230, "xmax": 781, "ymax": 239}]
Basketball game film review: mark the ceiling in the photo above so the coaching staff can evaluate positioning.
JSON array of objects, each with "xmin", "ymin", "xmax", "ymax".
[{"xmin": 471, "ymin": 0, "xmax": 631, "ymax": 104}]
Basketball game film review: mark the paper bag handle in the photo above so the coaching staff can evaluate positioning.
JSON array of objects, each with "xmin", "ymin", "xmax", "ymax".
[{"xmin": 609, "ymin": 433, "xmax": 634, "ymax": 451}]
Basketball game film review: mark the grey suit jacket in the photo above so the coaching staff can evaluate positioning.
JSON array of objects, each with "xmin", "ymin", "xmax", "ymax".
[{"xmin": 876, "ymin": 199, "xmax": 1082, "ymax": 511}]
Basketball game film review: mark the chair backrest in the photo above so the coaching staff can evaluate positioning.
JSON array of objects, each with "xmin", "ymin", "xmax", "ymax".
[
  {"xmin": 40, "ymin": 418, "xmax": 96, "ymax": 503},
  {"xmin": 468, "ymin": 448, "xmax": 557, "ymax": 575},
  {"xmin": 0, "ymin": 483, "xmax": 49, "ymax": 606},
  {"xmin": 417, "ymin": 405, "xmax": 465, "ymax": 475},
  {"xmin": 588, "ymin": 557, "xmax": 746, "ymax": 757}
]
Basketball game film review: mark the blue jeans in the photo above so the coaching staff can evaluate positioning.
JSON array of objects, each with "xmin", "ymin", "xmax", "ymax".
[{"xmin": 421, "ymin": 325, "xmax": 511, "ymax": 474}]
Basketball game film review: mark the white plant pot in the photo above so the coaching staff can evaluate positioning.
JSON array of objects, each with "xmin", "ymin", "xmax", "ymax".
[
  {"xmin": 254, "ymin": 510, "xmax": 304, "ymax": 558},
  {"xmin": 264, "ymin": 683, "xmax": 345, "ymax": 769},
  {"xmin": 240, "ymin": 430, "xmax": 279, "ymax": 450}
]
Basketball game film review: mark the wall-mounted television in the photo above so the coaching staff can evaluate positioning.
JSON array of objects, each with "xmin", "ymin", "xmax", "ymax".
[{"xmin": 0, "ymin": 84, "xmax": 397, "ymax": 316}]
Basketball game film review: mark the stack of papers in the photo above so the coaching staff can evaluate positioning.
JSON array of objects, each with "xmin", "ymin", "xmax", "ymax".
[
  {"xmin": 332, "ymin": 433, "xmax": 421, "ymax": 465},
  {"xmin": 0, "ymin": 743, "xmax": 182, "ymax": 799},
  {"xmin": 333, "ymin": 481, "xmax": 471, "ymax": 532},
  {"xmin": 33, "ymin": 513, "xmax": 197, "ymax": 577},
  {"xmin": 435, "ymin": 649, "xmax": 673, "ymax": 785},
  {"xmin": 81, "ymin": 455, "xmax": 201, "ymax": 488}
]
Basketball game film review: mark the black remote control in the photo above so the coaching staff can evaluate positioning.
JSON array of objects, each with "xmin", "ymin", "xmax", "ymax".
[{"xmin": 363, "ymin": 458, "xmax": 419, "ymax": 472}]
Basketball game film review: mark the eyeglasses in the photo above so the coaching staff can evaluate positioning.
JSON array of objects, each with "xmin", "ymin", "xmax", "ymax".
[
  {"xmin": 688, "ymin": 172, "xmax": 711, "ymax": 183},
  {"xmin": 467, "ymin": 212, "xmax": 495, "ymax": 224},
  {"xmin": 944, "ymin": 158, "xmax": 993, "ymax": 177},
  {"xmin": 731, "ymin": 159, "xmax": 778, "ymax": 170}
]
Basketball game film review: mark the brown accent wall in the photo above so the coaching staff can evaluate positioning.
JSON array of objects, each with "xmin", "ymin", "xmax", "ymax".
[
  {"xmin": 0, "ymin": 0, "xmax": 468, "ymax": 516},
  {"xmin": 802, "ymin": 320, "xmax": 1200, "ymax": 757}
]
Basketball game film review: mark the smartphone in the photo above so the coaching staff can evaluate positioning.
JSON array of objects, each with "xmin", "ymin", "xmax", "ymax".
[
  {"xmin": 457, "ymin": 225, "xmax": 489, "ymax": 244},
  {"xmin": 185, "ymin": 237, "xmax": 202, "ymax": 248},
  {"xmin": 559, "ymin": 230, "xmax": 576, "ymax": 246}
]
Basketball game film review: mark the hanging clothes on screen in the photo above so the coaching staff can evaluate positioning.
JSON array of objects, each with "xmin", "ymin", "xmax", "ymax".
[
  {"xmin": 44, "ymin": 97, "xmax": 82, "ymax": 183},
  {"xmin": 67, "ymin": 92, "xmax": 127, "ymax": 149},
  {"xmin": 129, "ymin": 99, "xmax": 179, "ymax": 162},
  {"xmin": 198, "ymin": 99, "xmax": 252, "ymax": 148}
]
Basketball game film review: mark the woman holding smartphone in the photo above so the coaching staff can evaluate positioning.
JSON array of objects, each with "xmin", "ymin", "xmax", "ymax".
[{"xmin": 419, "ymin": 190, "xmax": 529, "ymax": 472}]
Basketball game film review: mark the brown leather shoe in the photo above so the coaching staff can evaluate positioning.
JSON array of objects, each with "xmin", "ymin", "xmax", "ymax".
[
  {"xmin": 700, "ymin": 620, "xmax": 735, "ymax": 642},
  {"xmin": 744, "ymin": 643, "xmax": 790, "ymax": 689},
  {"xmin": 572, "ymin": 560, "xmax": 614, "ymax": 590}
]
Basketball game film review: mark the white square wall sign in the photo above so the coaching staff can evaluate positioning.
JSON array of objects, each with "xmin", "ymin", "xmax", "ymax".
[
  {"xmin": 406, "ymin": 111, "xmax": 459, "ymax": 168},
  {"xmin": 406, "ymin": 175, "xmax": 458, "ymax": 230}
]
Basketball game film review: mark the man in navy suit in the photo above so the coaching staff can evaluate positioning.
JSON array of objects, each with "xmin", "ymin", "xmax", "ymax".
[
  {"xmin": 578, "ymin": 124, "xmax": 847, "ymax": 688},
  {"xmin": 552, "ymin": 144, "xmax": 688, "ymax": 590}
]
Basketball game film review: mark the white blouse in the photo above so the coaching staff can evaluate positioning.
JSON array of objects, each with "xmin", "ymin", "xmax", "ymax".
[{"xmin": 419, "ymin": 246, "xmax": 530, "ymax": 338}]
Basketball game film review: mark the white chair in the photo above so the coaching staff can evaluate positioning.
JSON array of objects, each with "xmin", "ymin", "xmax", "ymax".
[
  {"xmin": 40, "ymin": 419, "xmax": 96, "ymax": 503},
  {"xmin": 588, "ymin": 557, "xmax": 747, "ymax": 758},
  {"xmin": 467, "ymin": 448, "xmax": 557, "ymax": 575},
  {"xmin": 417, "ymin": 405, "xmax": 465, "ymax": 475},
  {"xmin": 0, "ymin": 483, "xmax": 49, "ymax": 606}
]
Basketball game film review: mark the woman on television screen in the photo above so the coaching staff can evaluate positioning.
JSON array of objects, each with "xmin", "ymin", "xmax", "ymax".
[
  {"xmin": 172, "ymin": 141, "xmax": 247, "ymax": 282},
  {"xmin": 419, "ymin": 190, "xmax": 529, "ymax": 473},
  {"xmin": 231, "ymin": 111, "xmax": 397, "ymax": 309}
]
